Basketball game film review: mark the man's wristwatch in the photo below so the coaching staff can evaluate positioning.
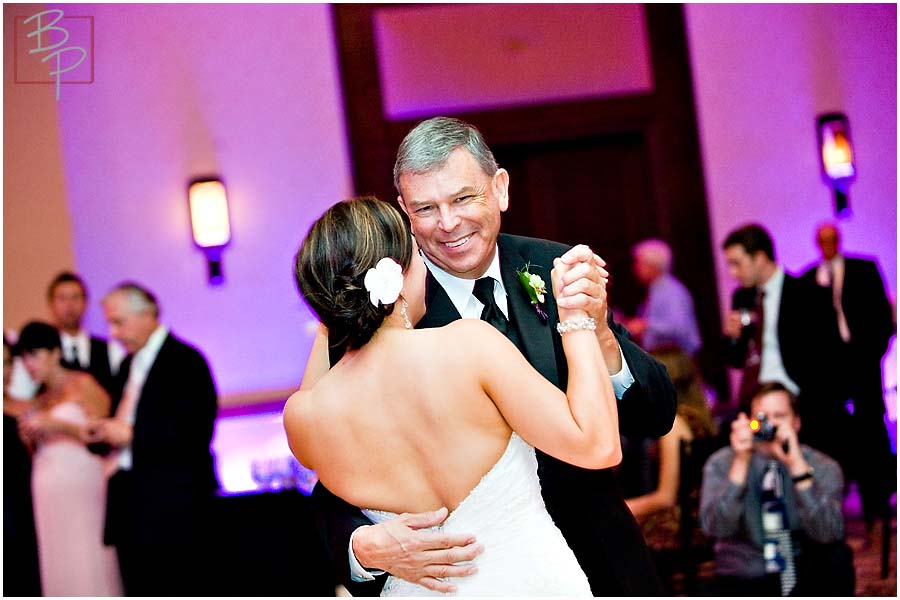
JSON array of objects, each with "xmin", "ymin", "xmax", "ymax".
[{"xmin": 792, "ymin": 466, "xmax": 815, "ymax": 483}]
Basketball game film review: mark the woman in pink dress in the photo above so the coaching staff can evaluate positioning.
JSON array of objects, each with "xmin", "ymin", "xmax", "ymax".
[{"xmin": 16, "ymin": 321, "xmax": 122, "ymax": 596}]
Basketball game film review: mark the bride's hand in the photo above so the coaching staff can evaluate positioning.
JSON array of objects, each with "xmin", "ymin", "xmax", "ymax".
[
  {"xmin": 352, "ymin": 507, "xmax": 483, "ymax": 593},
  {"xmin": 554, "ymin": 245, "xmax": 610, "ymax": 327},
  {"xmin": 18, "ymin": 410, "xmax": 50, "ymax": 443},
  {"xmin": 553, "ymin": 245, "xmax": 623, "ymax": 373}
]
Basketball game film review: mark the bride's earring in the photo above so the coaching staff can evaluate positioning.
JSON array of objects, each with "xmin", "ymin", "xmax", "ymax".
[{"xmin": 400, "ymin": 298, "xmax": 411, "ymax": 329}]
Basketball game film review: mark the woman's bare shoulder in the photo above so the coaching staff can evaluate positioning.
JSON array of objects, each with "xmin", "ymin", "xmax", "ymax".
[
  {"xmin": 284, "ymin": 388, "xmax": 314, "ymax": 422},
  {"xmin": 441, "ymin": 319, "xmax": 507, "ymax": 342}
]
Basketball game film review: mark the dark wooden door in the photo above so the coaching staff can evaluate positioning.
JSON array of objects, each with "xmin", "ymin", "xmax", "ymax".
[
  {"xmin": 495, "ymin": 132, "xmax": 656, "ymax": 316},
  {"xmin": 332, "ymin": 3, "xmax": 729, "ymax": 403}
]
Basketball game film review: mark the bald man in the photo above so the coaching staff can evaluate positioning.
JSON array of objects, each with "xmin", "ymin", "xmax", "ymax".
[{"xmin": 802, "ymin": 223, "xmax": 896, "ymax": 537}]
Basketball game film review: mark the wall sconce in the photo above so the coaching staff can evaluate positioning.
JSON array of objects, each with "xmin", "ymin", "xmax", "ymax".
[
  {"xmin": 816, "ymin": 112, "xmax": 855, "ymax": 218},
  {"xmin": 189, "ymin": 177, "xmax": 231, "ymax": 285}
]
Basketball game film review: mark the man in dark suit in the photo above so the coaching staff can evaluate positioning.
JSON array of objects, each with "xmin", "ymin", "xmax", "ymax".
[
  {"xmin": 47, "ymin": 271, "xmax": 123, "ymax": 396},
  {"xmin": 721, "ymin": 224, "xmax": 845, "ymax": 471},
  {"xmin": 309, "ymin": 117, "xmax": 676, "ymax": 596},
  {"xmin": 85, "ymin": 282, "xmax": 219, "ymax": 596},
  {"xmin": 802, "ymin": 222, "xmax": 896, "ymax": 534}
]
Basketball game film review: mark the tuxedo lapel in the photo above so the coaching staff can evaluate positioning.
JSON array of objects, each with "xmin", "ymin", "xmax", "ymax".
[
  {"xmin": 498, "ymin": 238, "xmax": 560, "ymax": 387},
  {"xmin": 417, "ymin": 270, "xmax": 461, "ymax": 329}
]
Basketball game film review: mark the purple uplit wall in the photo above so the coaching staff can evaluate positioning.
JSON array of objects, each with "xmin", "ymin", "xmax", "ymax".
[
  {"xmin": 46, "ymin": 4, "xmax": 352, "ymax": 399},
  {"xmin": 685, "ymin": 4, "xmax": 897, "ymax": 312}
]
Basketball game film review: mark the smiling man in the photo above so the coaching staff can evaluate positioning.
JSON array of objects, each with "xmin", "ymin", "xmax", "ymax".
[{"xmin": 310, "ymin": 116, "xmax": 677, "ymax": 595}]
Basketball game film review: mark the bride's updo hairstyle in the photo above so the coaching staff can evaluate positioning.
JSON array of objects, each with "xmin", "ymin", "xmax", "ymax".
[{"xmin": 295, "ymin": 196, "xmax": 413, "ymax": 355}]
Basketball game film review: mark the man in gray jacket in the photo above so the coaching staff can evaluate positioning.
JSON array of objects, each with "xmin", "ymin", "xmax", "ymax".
[{"xmin": 700, "ymin": 382, "xmax": 852, "ymax": 596}]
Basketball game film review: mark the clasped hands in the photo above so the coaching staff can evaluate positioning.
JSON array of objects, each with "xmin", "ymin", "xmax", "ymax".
[
  {"xmin": 353, "ymin": 245, "xmax": 614, "ymax": 593},
  {"xmin": 17, "ymin": 411, "xmax": 133, "ymax": 449},
  {"xmin": 553, "ymin": 244, "xmax": 610, "ymax": 329},
  {"xmin": 82, "ymin": 417, "xmax": 133, "ymax": 448}
]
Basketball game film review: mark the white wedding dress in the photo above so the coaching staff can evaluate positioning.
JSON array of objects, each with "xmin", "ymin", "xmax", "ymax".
[{"xmin": 362, "ymin": 433, "xmax": 592, "ymax": 596}]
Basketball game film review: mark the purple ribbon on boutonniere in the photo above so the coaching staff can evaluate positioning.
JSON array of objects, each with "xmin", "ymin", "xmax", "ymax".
[{"xmin": 517, "ymin": 262, "xmax": 549, "ymax": 323}]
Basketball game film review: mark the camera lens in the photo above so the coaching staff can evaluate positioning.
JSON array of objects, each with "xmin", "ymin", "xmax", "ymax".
[{"xmin": 750, "ymin": 413, "xmax": 777, "ymax": 442}]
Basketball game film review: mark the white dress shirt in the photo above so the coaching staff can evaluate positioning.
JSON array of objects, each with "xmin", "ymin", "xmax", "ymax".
[
  {"xmin": 758, "ymin": 267, "xmax": 800, "ymax": 395},
  {"xmin": 816, "ymin": 254, "xmax": 851, "ymax": 343},
  {"xmin": 60, "ymin": 329, "xmax": 126, "ymax": 375},
  {"xmin": 60, "ymin": 330, "xmax": 91, "ymax": 368},
  {"xmin": 114, "ymin": 325, "xmax": 169, "ymax": 470}
]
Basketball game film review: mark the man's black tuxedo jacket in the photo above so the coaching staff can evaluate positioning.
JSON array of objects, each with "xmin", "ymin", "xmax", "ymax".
[
  {"xmin": 312, "ymin": 234, "xmax": 677, "ymax": 596},
  {"xmin": 724, "ymin": 271, "xmax": 843, "ymax": 410},
  {"xmin": 801, "ymin": 255, "xmax": 895, "ymax": 413},
  {"xmin": 104, "ymin": 333, "xmax": 219, "ymax": 548}
]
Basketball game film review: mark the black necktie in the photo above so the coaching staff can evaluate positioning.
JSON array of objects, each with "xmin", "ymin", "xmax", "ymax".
[{"xmin": 473, "ymin": 277, "xmax": 509, "ymax": 336}]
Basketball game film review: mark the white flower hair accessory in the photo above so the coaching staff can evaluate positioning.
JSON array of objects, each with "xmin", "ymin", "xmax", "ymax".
[{"xmin": 363, "ymin": 257, "xmax": 404, "ymax": 307}]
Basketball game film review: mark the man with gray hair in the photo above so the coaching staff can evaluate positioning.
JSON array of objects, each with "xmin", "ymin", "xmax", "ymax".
[
  {"xmin": 86, "ymin": 282, "xmax": 218, "ymax": 596},
  {"xmin": 308, "ymin": 116, "xmax": 676, "ymax": 595},
  {"xmin": 626, "ymin": 238, "xmax": 702, "ymax": 355}
]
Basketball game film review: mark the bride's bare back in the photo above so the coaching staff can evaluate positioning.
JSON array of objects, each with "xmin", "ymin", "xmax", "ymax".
[
  {"xmin": 285, "ymin": 322, "xmax": 512, "ymax": 514},
  {"xmin": 284, "ymin": 318, "xmax": 619, "ymax": 515}
]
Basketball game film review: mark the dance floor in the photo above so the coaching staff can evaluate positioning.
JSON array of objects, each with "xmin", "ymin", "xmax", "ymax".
[{"xmin": 844, "ymin": 486, "xmax": 897, "ymax": 597}]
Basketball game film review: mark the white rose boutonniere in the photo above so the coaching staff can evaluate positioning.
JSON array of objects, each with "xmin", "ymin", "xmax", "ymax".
[{"xmin": 517, "ymin": 262, "xmax": 548, "ymax": 323}]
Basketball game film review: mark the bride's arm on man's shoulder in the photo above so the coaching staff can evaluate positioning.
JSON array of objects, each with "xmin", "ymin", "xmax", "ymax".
[{"xmin": 462, "ymin": 259, "xmax": 621, "ymax": 470}]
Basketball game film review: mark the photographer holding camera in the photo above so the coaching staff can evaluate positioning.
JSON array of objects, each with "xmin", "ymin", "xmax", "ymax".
[{"xmin": 699, "ymin": 382, "xmax": 853, "ymax": 596}]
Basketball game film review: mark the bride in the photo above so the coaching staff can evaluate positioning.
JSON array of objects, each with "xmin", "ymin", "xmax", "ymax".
[{"xmin": 285, "ymin": 196, "xmax": 621, "ymax": 596}]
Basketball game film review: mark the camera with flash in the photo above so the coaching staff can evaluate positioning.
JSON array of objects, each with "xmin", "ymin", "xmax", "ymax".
[{"xmin": 749, "ymin": 412, "xmax": 777, "ymax": 442}]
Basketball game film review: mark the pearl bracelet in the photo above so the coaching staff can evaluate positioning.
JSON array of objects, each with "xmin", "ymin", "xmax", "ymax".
[{"xmin": 556, "ymin": 317, "xmax": 597, "ymax": 334}]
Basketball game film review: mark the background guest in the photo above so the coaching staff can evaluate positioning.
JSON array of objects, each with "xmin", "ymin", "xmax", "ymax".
[
  {"xmin": 14, "ymin": 321, "xmax": 122, "ymax": 596},
  {"xmin": 47, "ymin": 271, "xmax": 125, "ymax": 396},
  {"xmin": 623, "ymin": 344, "xmax": 720, "ymax": 592},
  {"xmin": 801, "ymin": 222, "xmax": 897, "ymax": 540},
  {"xmin": 720, "ymin": 224, "xmax": 846, "ymax": 472},
  {"xmin": 86, "ymin": 282, "xmax": 219, "ymax": 596},
  {"xmin": 3, "ymin": 336, "xmax": 42, "ymax": 596},
  {"xmin": 700, "ymin": 382, "xmax": 854, "ymax": 596},
  {"xmin": 625, "ymin": 239, "xmax": 703, "ymax": 356}
]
